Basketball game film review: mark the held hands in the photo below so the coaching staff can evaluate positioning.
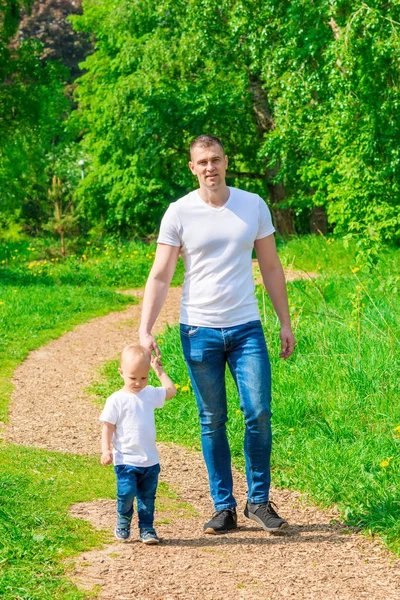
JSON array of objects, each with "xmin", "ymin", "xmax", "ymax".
[
  {"xmin": 139, "ymin": 331, "xmax": 162, "ymax": 359},
  {"xmin": 279, "ymin": 325, "xmax": 296, "ymax": 359},
  {"xmin": 151, "ymin": 355, "xmax": 164, "ymax": 378},
  {"xmin": 101, "ymin": 450, "xmax": 113, "ymax": 466}
]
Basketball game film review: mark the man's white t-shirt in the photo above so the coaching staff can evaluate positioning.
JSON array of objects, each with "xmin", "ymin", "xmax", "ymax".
[
  {"xmin": 157, "ymin": 186, "xmax": 275, "ymax": 327},
  {"xmin": 99, "ymin": 387, "xmax": 166, "ymax": 467}
]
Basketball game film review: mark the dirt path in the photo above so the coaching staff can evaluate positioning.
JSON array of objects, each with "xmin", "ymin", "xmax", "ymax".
[{"xmin": 5, "ymin": 280, "xmax": 400, "ymax": 600}]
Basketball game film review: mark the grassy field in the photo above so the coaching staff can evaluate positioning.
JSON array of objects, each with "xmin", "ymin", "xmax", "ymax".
[
  {"xmin": 1, "ymin": 235, "xmax": 399, "ymax": 598},
  {"xmin": 91, "ymin": 238, "xmax": 400, "ymax": 555}
]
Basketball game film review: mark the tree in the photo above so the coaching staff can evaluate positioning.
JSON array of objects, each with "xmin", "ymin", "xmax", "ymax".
[
  {"xmin": 15, "ymin": 0, "xmax": 92, "ymax": 80},
  {"xmin": 0, "ymin": 0, "xmax": 84, "ymax": 235},
  {"xmin": 70, "ymin": 1, "xmax": 400, "ymax": 241}
]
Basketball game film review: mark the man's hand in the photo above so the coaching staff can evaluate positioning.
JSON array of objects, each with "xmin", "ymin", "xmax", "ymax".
[
  {"xmin": 279, "ymin": 325, "xmax": 296, "ymax": 359},
  {"xmin": 139, "ymin": 331, "xmax": 162, "ymax": 359},
  {"xmin": 101, "ymin": 450, "xmax": 113, "ymax": 465}
]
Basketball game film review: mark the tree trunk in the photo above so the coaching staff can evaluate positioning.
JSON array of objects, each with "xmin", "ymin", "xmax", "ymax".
[
  {"xmin": 309, "ymin": 206, "xmax": 327, "ymax": 235},
  {"xmin": 248, "ymin": 73, "xmax": 295, "ymax": 236}
]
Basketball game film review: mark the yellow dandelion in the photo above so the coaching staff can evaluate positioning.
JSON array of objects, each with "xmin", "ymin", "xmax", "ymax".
[
  {"xmin": 14, "ymin": 249, "xmax": 18, "ymax": 252},
  {"xmin": 380, "ymin": 460, "xmax": 390, "ymax": 468},
  {"xmin": 394, "ymin": 425, "xmax": 400, "ymax": 433},
  {"xmin": 13, "ymin": 289, "xmax": 17, "ymax": 293},
  {"xmin": 287, "ymin": 451, "xmax": 292, "ymax": 455},
  {"xmin": 288, "ymin": 427, "xmax": 294, "ymax": 432},
  {"xmin": 236, "ymin": 409, "xmax": 241, "ymax": 415},
  {"xmin": 0, "ymin": 301, "xmax": 4, "ymax": 305},
  {"xmin": 87, "ymin": 241, "xmax": 91, "ymax": 245},
  {"xmin": 351, "ymin": 267, "xmax": 360, "ymax": 273},
  {"xmin": 175, "ymin": 384, "xmax": 180, "ymax": 390},
  {"xmin": 181, "ymin": 385, "xmax": 190, "ymax": 392},
  {"xmin": 38, "ymin": 270, "xmax": 42, "ymax": 274},
  {"xmin": 157, "ymin": 339, "xmax": 163, "ymax": 344},
  {"xmin": 133, "ymin": 250, "xmax": 138, "ymax": 255}
]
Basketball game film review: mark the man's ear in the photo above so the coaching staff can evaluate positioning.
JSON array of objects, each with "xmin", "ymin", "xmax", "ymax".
[
  {"xmin": 188, "ymin": 161, "xmax": 196, "ymax": 175},
  {"xmin": 118, "ymin": 367, "xmax": 123, "ymax": 378}
]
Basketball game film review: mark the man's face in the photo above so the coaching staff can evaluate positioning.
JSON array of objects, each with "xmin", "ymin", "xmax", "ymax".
[{"xmin": 189, "ymin": 144, "xmax": 228, "ymax": 190}]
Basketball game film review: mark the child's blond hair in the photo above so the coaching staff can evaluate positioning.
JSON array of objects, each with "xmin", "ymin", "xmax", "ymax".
[{"xmin": 120, "ymin": 344, "xmax": 151, "ymax": 367}]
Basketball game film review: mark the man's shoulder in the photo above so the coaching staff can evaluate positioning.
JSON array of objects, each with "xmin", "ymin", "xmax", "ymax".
[
  {"xmin": 168, "ymin": 191, "xmax": 196, "ymax": 210},
  {"xmin": 231, "ymin": 187, "xmax": 261, "ymax": 203}
]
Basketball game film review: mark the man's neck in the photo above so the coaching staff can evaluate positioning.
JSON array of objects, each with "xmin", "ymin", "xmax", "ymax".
[{"xmin": 197, "ymin": 183, "xmax": 230, "ymax": 208}]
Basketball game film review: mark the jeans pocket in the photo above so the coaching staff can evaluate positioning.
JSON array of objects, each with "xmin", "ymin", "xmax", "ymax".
[{"xmin": 180, "ymin": 324, "xmax": 200, "ymax": 337}]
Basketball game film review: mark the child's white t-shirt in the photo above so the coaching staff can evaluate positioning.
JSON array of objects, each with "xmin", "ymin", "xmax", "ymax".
[
  {"xmin": 100, "ymin": 387, "xmax": 166, "ymax": 467},
  {"xmin": 157, "ymin": 186, "xmax": 275, "ymax": 327}
]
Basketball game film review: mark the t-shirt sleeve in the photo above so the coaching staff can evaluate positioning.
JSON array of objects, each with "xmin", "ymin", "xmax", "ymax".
[
  {"xmin": 99, "ymin": 395, "xmax": 119, "ymax": 424},
  {"xmin": 256, "ymin": 196, "xmax": 276, "ymax": 240},
  {"xmin": 146, "ymin": 386, "xmax": 167, "ymax": 409},
  {"xmin": 157, "ymin": 204, "xmax": 182, "ymax": 247}
]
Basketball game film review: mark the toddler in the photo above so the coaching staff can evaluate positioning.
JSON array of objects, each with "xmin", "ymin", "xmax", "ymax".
[{"xmin": 100, "ymin": 343, "xmax": 176, "ymax": 544}]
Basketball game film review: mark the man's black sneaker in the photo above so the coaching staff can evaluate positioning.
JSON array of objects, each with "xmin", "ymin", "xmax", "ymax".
[
  {"xmin": 244, "ymin": 500, "xmax": 288, "ymax": 532},
  {"xmin": 203, "ymin": 508, "xmax": 238, "ymax": 534}
]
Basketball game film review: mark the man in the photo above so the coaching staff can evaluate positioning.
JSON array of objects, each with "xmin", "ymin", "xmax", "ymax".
[{"xmin": 139, "ymin": 134, "xmax": 295, "ymax": 534}]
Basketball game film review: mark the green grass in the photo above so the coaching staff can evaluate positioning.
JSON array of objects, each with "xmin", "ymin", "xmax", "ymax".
[
  {"xmin": 0, "ymin": 237, "xmax": 184, "ymax": 289},
  {"xmin": 91, "ymin": 242, "xmax": 400, "ymax": 555},
  {"xmin": 0, "ymin": 444, "xmax": 115, "ymax": 599}
]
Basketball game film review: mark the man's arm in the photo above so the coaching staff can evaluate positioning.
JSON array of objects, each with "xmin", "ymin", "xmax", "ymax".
[
  {"xmin": 254, "ymin": 234, "xmax": 295, "ymax": 359},
  {"xmin": 139, "ymin": 243, "xmax": 180, "ymax": 357}
]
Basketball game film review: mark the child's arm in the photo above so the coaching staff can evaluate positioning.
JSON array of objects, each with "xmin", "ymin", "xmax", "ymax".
[
  {"xmin": 101, "ymin": 421, "xmax": 116, "ymax": 465},
  {"xmin": 151, "ymin": 356, "xmax": 177, "ymax": 400}
]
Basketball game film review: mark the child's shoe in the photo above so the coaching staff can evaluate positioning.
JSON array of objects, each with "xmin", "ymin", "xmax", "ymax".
[
  {"xmin": 140, "ymin": 528, "xmax": 160, "ymax": 544},
  {"xmin": 115, "ymin": 515, "xmax": 131, "ymax": 541}
]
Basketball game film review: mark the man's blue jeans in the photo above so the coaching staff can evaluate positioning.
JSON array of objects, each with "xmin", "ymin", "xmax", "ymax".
[
  {"xmin": 180, "ymin": 319, "xmax": 272, "ymax": 511},
  {"xmin": 114, "ymin": 463, "xmax": 160, "ymax": 529}
]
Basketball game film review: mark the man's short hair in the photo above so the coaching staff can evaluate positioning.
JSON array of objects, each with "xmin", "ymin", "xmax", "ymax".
[{"xmin": 190, "ymin": 134, "xmax": 224, "ymax": 158}]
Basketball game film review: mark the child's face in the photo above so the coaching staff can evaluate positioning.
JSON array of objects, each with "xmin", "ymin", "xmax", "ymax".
[{"xmin": 119, "ymin": 357, "xmax": 150, "ymax": 393}]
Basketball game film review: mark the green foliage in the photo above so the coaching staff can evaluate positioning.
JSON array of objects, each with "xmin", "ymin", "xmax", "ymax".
[{"xmin": 70, "ymin": 0, "xmax": 400, "ymax": 241}]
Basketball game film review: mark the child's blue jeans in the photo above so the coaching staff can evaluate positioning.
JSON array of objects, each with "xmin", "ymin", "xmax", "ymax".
[{"xmin": 114, "ymin": 463, "xmax": 160, "ymax": 529}]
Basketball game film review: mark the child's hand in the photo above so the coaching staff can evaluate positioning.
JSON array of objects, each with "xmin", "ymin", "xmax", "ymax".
[
  {"xmin": 101, "ymin": 450, "xmax": 113, "ymax": 465},
  {"xmin": 151, "ymin": 355, "xmax": 164, "ymax": 377}
]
